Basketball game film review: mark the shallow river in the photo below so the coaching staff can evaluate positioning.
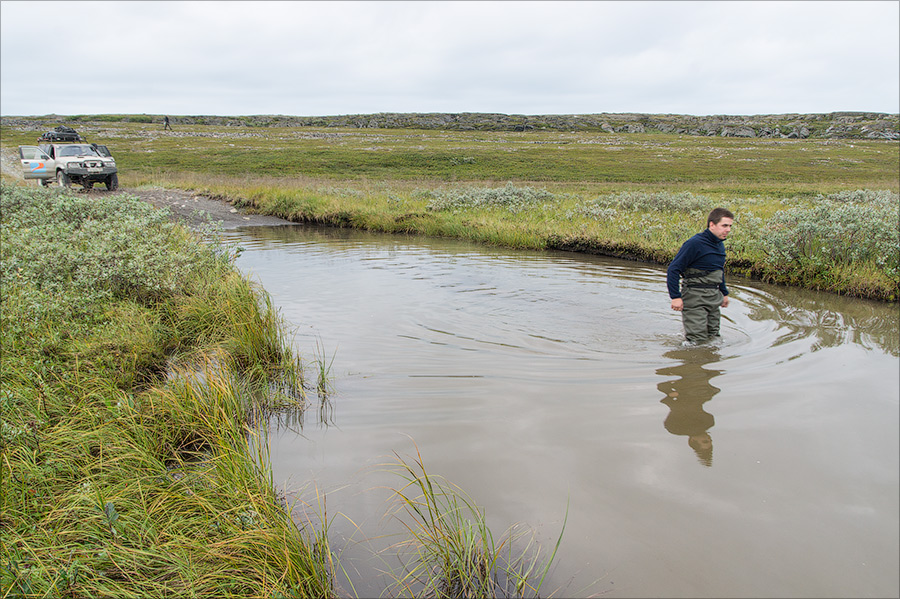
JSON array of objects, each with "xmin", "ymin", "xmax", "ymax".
[{"xmin": 223, "ymin": 224, "xmax": 899, "ymax": 599}]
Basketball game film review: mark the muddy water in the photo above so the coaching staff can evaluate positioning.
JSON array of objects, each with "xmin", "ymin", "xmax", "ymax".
[{"xmin": 223, "ymin": 225, "xmax": 899, "ymax": 598}]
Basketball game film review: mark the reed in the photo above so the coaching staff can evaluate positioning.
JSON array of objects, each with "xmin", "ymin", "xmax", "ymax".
[
  {"xmin": 384, "ymin": 444, "xmax": 565, "ymax": 598},
  {"xmin": 313, "ymin": 337, "xmax": 337, "ymax": 399}
]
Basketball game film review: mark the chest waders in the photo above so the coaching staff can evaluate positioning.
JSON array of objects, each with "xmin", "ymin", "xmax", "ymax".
[{"xmin": 681, "ymin": 268, "xmax": 724, "ymax": 344}]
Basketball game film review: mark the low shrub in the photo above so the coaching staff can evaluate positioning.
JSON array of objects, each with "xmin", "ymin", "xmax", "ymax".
[
  {"xmin": 569, "ymin": 191, "xmax": 715, "ymax": 220},
  {"xmin": 424, "ymin": 182, "xmax": 559, "ymax": 214},
  {"xmin": 757, "ymin": 190, "xmax": 900, "ymax": 283},
  {"xmin": 0, "ymin": 185, "xmax": 214, "ymax": 313}
]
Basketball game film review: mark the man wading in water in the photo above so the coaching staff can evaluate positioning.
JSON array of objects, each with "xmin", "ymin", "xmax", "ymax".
[{"xmin": 667, "ymin": 208, "xmax": 734, "ymax": 345}]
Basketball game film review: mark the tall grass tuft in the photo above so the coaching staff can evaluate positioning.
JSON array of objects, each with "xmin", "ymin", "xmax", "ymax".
[
  {"xmin": 313, "ymin": 337, "xmax": 337, "ymax": 398},
  {"xmin": 384, "ymin": 443, "xmax": 565, "ymax": 598}
]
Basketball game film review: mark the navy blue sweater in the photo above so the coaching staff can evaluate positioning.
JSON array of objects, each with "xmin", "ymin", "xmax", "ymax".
[{"xmin": 667, "ymin": 229, "xmax": 728, "ymax": 299}]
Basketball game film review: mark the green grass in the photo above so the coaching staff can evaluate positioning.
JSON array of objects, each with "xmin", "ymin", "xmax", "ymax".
[
  {"xmin": 0, "ymin": 183, "xmax": 334, "ymax": 598},
  {"xmin": 3, "ymin": 119, "xmax": 898, "ymax": 191}
]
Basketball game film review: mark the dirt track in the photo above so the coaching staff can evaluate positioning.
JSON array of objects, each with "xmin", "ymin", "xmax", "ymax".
[{"xmin": 120, "ymin": 187, "xmax": 296, "ymax": 230}]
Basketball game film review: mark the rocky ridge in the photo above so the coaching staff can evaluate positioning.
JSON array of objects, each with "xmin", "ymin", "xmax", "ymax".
[{"xmin": 3, "ymin": 111, "xmax": 898, "ymax": 140}]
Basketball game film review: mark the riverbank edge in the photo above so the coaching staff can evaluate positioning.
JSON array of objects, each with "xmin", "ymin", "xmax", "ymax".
[
  {"xmin": 0, "ymin": 183, "xmax": 335, "ymax": 597},
  {"xmin": 173, "ymin": 185, "xmax": 898, "ymax": 302}
]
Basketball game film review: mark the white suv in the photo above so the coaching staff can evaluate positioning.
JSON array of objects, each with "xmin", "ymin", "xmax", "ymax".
[{"xmin": 19, "ymin": 142, "xmax": 118, "ymax": 190}]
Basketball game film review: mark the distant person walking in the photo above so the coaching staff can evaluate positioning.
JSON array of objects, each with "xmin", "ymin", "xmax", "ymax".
[
  {"xmin": 667, "ymin": 208, "xmax": 734, "ymax": 345},
  {"xmin": 163, "ymin": 116, "xmax": 172, "ymax": 130}
]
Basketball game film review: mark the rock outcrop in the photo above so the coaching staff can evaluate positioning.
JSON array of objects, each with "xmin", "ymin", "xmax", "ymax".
[{"xmin": 4, "ymin": 111, "xmax": 898, "ymax": 140}]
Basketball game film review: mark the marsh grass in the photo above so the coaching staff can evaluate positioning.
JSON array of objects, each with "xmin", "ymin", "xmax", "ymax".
[
  {"xmin": 383, "ymin": 444, "xmax": 566, "ymax": 599},
  {"xmin": 204, "ymin": 176, "xmax": 899, "ymax": 299},
  {"xmin": 300, "ymin": 337, "xmax": 337, "ymax": 427},
  {"xmin": 313, "ymin": 337, "xmax": 337, "ymax": 399},
  {"xmin": 1, "ymin": 183, "xmax": 333, "ymax": 598}
]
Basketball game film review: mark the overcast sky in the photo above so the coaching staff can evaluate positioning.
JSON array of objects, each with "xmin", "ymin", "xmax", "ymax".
[{"xmin": 2, "ymin": 1, "xmax": 898, "ymax": 117}]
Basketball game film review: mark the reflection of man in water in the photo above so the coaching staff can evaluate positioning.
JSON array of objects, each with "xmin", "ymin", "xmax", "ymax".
[{"xmin": 657, "ymin": 346, "xmax": 722, "ymax": 467}]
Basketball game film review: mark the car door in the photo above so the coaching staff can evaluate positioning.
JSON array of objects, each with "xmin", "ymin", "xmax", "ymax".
[{"xmin": 18, "ymin": 146, "xmax": 54, "ymax": 181}]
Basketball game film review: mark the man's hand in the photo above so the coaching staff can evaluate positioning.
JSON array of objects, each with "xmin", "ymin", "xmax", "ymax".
[
  {"xmin": 671, "ymin": 298, "xmax": 683, "ymax": 311},
  {"xmin": 721, "ymin": 295, "xmax": 730, "ymax": 308}
]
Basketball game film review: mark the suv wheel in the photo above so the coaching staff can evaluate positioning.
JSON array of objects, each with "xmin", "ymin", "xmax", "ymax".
[
  {"xmin": 57, "ymin": 170, "xmax": 70, "ymax": 187},
  {"xmin": 106, "ymin": 173, "xmax": 118, "ymax": 191}
]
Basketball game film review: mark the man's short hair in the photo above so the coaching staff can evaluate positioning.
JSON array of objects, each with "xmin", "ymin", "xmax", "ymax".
[{"xmin": 707, "ymin": 208, "xmax": 734, "ymax": 226}]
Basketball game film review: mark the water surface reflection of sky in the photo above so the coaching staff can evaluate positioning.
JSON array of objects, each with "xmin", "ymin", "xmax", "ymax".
[{"xmin": 225, "ymin": 225, "xmax": 899, "ymax": 599}]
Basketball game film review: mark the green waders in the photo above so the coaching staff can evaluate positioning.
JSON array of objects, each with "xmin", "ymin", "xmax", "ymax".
[{"xmin": 681, "ymin": 268, "xmax": 725, "ymax": 344}]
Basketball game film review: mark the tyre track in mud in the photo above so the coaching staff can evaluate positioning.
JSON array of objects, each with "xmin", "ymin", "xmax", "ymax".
[{"xmin": 118, "ymin": 187, "xmax": 296, "ymax": 230}]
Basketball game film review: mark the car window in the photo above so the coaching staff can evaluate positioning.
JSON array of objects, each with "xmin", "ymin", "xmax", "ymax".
[
  {"xmin": 58, "ymin": 145, "xmax": 98, "ymax": 157},
  {"xmin": 19, "ymin": 147, "xmax": 44, "ymax": 160}
]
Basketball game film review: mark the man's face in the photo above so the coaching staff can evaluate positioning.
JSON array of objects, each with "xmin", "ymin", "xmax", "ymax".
[{"xmin": 708, "ymin": 217, "xmax": 733, "ymax": 240}]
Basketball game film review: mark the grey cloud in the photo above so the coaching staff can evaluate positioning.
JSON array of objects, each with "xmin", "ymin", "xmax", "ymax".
[{"xmin": 2, "ymin": 1, "xmax": 897, "ymax": 116}]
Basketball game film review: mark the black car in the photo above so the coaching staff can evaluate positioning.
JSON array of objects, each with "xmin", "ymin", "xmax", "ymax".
[{"xmin": 38, "ymin": 126, "xmax": 85, "ymax": 143}]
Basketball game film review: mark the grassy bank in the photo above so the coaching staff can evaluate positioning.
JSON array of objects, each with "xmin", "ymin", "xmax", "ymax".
[
  {"xmin": 2, "ymin": 119, "xmax": 898, "ymax": 300},
  {"xmin": 138, "ymin": 174, "xmax": 900, "ymax": 301},
  {"xmin": 0, "ymin": 183, "xmax": 335, "ymax": 597},
  {"xmin": 1, "ymin": 183, "xmax": 566, "ymax": 598}
]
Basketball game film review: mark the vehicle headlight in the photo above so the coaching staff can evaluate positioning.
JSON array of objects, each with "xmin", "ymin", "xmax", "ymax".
[
  {"xmin": 69, "ymin": 162, "xmax": 83, "ymax": 169},
  {"xmin": 106, "ymin": 160, "xmax": 116, "ymax": 168}
]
